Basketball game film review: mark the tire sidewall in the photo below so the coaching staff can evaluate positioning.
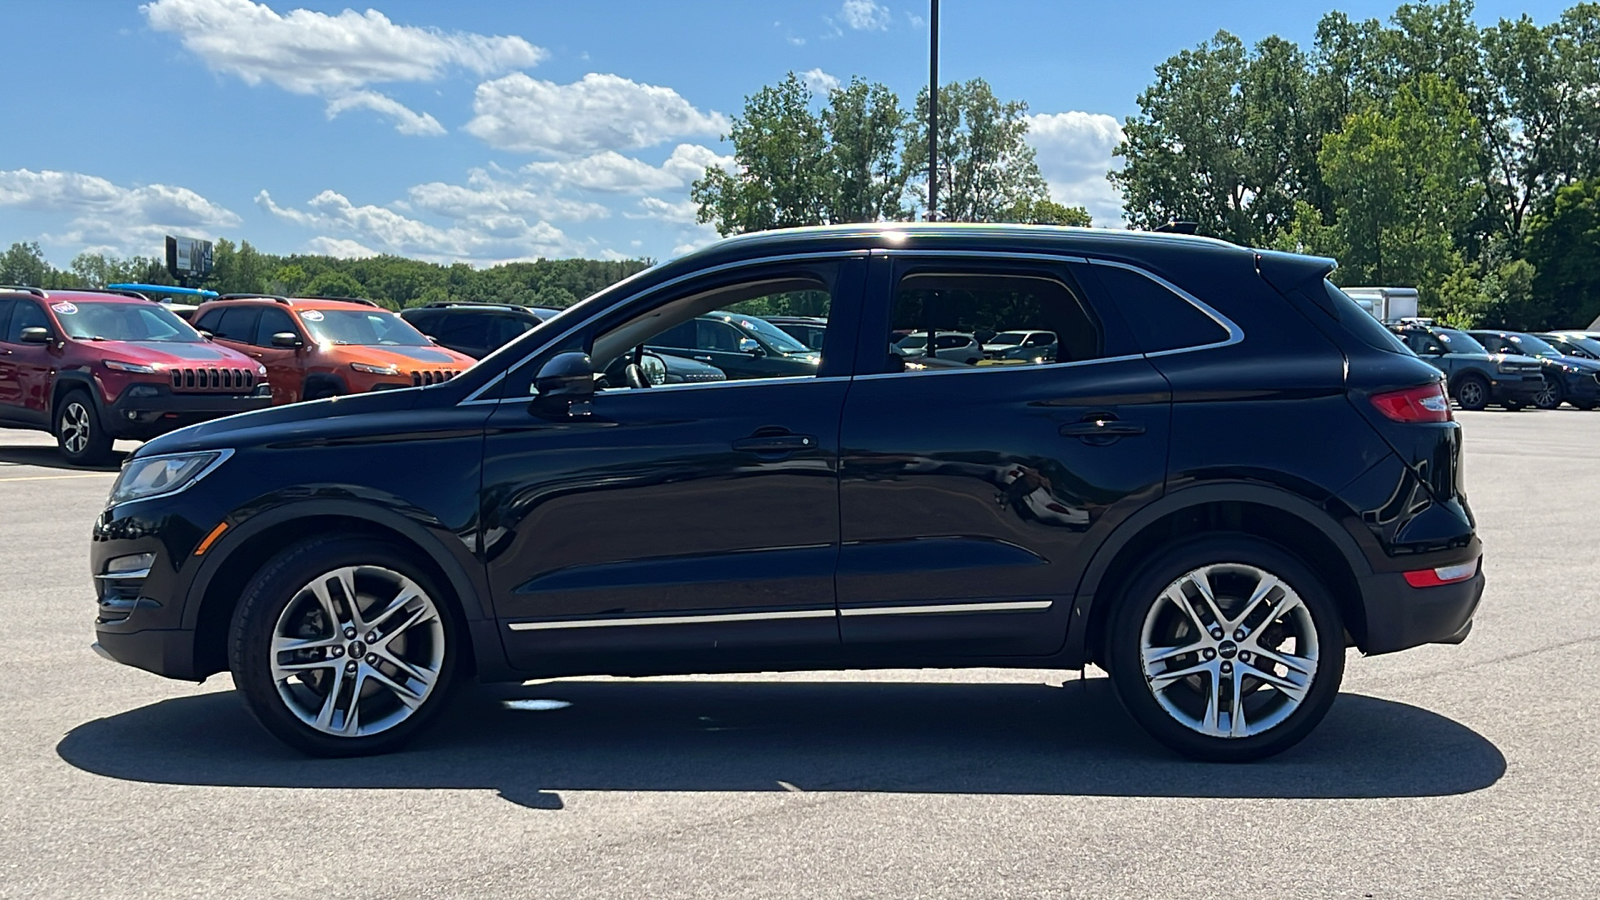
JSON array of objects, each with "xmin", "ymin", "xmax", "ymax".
[
  {"xmin": 229, "ymin": 537, "xmax": 460, "ymax": 757},
  {"xmin": 1105, "ymin": 534, "xmax": 1346, "ymax": 762}
]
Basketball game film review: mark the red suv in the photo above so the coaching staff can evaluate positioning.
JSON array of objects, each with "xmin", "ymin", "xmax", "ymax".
[
  {"xmin": 0, "ymin": 286, "xmax": 270, "ymax": 465},
  {"xmin": 191, "ymin": 295, "xmax": 475, "ymax": 404}
]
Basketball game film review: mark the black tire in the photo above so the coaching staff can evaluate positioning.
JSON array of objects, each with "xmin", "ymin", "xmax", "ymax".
[
  {"xmin": 54, "ymin": 390, "xmax": 116, "ymax": 466},
  {"xmin": 1453, "ymin": 375, "xmax": 1489, "ymax": 411},
  {"xmin": 1104, "ymin": 535, "xmax": 1345, "ymax": 763},
  {"xmin": 1533, "ymin": 376, "xmax": 1562, "ymax": 410},
  {"xmin": 229, "ymin": 537, "xmax": 461, "ymax": 757}
]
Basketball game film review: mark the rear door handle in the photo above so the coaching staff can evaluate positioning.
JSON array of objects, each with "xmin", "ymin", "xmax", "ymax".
[
  {"xmin": 1060, "ymin": 414, "xmax": 1145, "ymax": 444},
  {"xmin": 733, "ymin": 432, "xmax": 817, "ymax": 454}
]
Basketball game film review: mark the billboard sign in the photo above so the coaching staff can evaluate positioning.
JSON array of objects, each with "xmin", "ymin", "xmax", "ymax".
[{"xmin": 165, "ymin": 235, "xmax": 214, "ymax": 283}]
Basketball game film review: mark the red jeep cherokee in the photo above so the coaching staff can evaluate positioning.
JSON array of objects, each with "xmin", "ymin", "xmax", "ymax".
[{"xmin": 0, "ymin": 287, "xmax": 271, "ymax": 465}]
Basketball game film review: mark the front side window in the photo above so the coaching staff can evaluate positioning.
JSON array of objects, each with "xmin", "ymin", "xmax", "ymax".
[
  {"xmin": 299, "ymin": 309, "xmax": 431, "ymax": 346},
  {"xmin": 53, "ymin": 302, "xmax": 202, "ymax": 343},
  {"xmin": 1505, "ymin": 334, "xmax": 1561, "ymax": 359},
  {"xmin": 5, "ymin": 300, "xmax": 46, "ymax": 343},
  {"xmin": 254, "ymin": 307, "xmax": 299, "ymax": 346},
  {"xmin": 885, "ymin": 270, "xmax": 1102, "ymax": 371}
]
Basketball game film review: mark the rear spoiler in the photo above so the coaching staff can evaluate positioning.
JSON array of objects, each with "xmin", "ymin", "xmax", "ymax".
[{"xmin": 1255, "ymin": 250, "xmax": 1339, "ymax": 317}]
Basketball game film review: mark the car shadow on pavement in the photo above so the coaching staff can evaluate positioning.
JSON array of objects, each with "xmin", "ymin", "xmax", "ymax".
[
  {"xmin": 0, "ymin": 444, "xmax": 124, "ymax": 471},
  {"xmin": 57, "ymin": 678, "xmax": 1504, "ymax": 809}
]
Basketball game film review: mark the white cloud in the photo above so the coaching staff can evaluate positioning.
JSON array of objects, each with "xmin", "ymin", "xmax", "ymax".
[
  {"xmin": 1026, "ymin": 112, "xmax": 1127, "ymax": 227},
  {"xmin": 0, "ymin": 168, "xmax": 241, "ymax": 255},
  {"xmin": 629, "ymin": 196, "xmax": 699, "ymax": 224},
  {"xmin": 407, "ymin": 168, "xmax": 611, "ymax": 222},
  {"xmin": 801, "ymin": 68, "xmax": 840, "ymax": 94},
  {"xmin": 464, "ymin": 72, "xmax": 728, "ymax": 155},
  {"xmin": 304, "ymin": 236, "xmax": 379, "ymax": 259},
  {"xmin": 142, "ymin": 0, "xmax": 543, "ymax": 135},
  {"xmin": 839, "ymin": 0, "xmax": 890, "ymax": 30},
  {"xmin": 324, "ymin": 91, "xmax": 445, "ymax": 136},
  {"xmin": 257, "ymin": 188, "xmax": 590, "ymax": 264},
  {"xmin": 522, "ymin": 144, "xmax": 733, "ymax": 194}
]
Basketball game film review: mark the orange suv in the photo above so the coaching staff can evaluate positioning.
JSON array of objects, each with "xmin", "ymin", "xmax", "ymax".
[{"xmin": 190, "ymin": 295, "xmax": 475, "ymax": 404}]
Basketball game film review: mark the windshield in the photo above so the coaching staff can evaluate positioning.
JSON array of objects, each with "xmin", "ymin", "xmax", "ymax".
[
  {"xmin": 1553, "ymin": 334, "xmax": 1600, "ymax": 357},
  {"xmin": 731, "ymin": 315, "xmax": 811, "ymax": 354},
  {"xmin": 299, "ymin": 309, "xmax": 431, "ymax": 346},
  {"xmin": 990, "ymin": 331, "xmax": 1029, "ymax": 344},
  {"xmin": 54, "ymin": 301, "xmax": 203, "ymax": 343},
  {"xmin": 1433, "ymin": 329, "xmax": 1488, "ymax": 355},
  {"xmin": 1506, "ymin": 334, "xmax": 1561, "ymax": 358}
]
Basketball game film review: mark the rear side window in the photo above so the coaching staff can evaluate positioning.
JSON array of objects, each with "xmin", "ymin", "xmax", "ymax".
[
  {"xmin": 205, "ymin": 306, "xmax": 260, "ymax": 342},
  {"xmin": 1085, "ymin": 263, "xmax": 1230, "ymax": 353},
  {"xmin": 888, "ymin": 270, "xmax": 1104, "ymax": 367}
]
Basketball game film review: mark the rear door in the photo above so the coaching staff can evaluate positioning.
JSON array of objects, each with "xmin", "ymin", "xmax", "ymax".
[{"xmin": 836, "ymin": 253, "xmax": 1171, "ymax": 656}]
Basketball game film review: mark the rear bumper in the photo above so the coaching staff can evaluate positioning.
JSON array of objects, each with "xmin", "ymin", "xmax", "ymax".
[
  {"xmin": 106, "ymin": 384, "xmax": 272, "ymax": 439},
  {"xmin": 1357, "ymin": 567, "xmax": 1484, "ymax": 655}
]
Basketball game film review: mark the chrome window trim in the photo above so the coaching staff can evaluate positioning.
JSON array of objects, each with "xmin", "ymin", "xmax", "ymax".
[
  {"xmin": 508, "ymin": 607, "xmax": 836, "ymax": 631},
  {"xmin": 594, "ymin": 374, "xmax": 851, "ymax": 395},
  {"xmin": 459, "ymin": 251, "xmax": 866, "ymax": 404},
  {"xmin": 839, "ymin": 600, "xmax": 1053, "ymax": 617},
  {"xmin": 854, "ymin": 353, "xmax": 1147, "ymax": 382}
]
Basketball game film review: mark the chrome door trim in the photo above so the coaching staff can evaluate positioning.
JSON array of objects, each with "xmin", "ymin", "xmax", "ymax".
[
  {"xmin": 507, "ymin": 607, "xmax": 837, "ymax": 631},
  {"xmin": 839, "ymin": 600, "xmax": 1053, "ymax": 617}
]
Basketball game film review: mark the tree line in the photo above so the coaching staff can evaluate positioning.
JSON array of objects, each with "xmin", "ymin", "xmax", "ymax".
[
  {"xmin": 1113, "ymin": 0, "xmax": 1600, "ymax": 329},
  {"xmin": 0, "ymin": 239, "xmax": 651, "ymax": 311}
]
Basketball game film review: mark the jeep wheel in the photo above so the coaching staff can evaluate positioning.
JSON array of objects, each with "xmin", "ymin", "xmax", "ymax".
[
  {"xmin": 1533, "ymin": 377, "xmax": 1562, "ymax": 410},
  {"xmin": 1453, "ymin": 375, "xmax": 1489, "ymax": 411},
  {"xmin": 54, "ymin": 390, "xmax": 115, "ymax": 466},
  {"xmin": 230, "ymin": 538, "xmax": 458, "ymax": 757},
  {"xmin": 1105, "ymin": 536, "xmax": 1345, "ymax": 762}
]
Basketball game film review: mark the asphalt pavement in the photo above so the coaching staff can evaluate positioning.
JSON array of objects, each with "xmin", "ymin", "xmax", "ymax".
[{"xmin": 0, "ymin": 410, "xmax": 1596, "ymax": 899}]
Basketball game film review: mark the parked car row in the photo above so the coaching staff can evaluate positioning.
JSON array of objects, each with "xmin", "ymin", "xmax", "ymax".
[
  {"xmin": 0, "ymin": 286, "xmax": 476, "ymax": 464},
  {"xmin": 1387, "ymin": 319, "xmax": 1600, "ymax": 411}
]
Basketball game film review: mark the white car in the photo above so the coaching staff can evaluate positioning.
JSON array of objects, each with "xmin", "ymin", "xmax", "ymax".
[{"xmin": 982, "ymin": 329, "xmax": 1056, "ymax": 358}]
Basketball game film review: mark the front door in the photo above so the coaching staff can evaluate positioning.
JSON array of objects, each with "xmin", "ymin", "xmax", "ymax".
[
  {"xmin": 837, "ymin": 254, "xmax": 1172, "ymax": 656},
  {"xmin": 251, "ymin": 306, "xmax": 306, "ymax": 404},
  {"xmin": 0, "ymin": 299, "xmax": 59, "ymax": 424},
  {"xmin": 483, "ymin": 257, "xmax": 864, "ymax": 671}
]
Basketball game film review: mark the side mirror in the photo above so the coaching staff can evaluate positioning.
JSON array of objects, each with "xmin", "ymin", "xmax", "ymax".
[
  {"xmin": 271, "ymin": 332, "xmax": 303, "ymax": 348},
  {"xmin": 738, "ymin": 337, "xmax": 763, "ymax": 356},
  {"xmin": 531, "ymin": 351, "xmax": 596, "ymax": 418},
  {"xmin": 19, "ymin": 327, "xmax": 51, "ymax": 344},
  {"xmin": 199, "ymin": 330, "xmax": 215, "ymax": 340}
]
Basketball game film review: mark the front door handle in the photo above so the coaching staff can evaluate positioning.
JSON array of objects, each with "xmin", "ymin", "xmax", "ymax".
[
  {"xmin": 1060, "ymin": 414, "xmax": 1145, "ymax": 445},
  {"xmin": 733, "ymin": 431, "xmax": 817, "ymax": 455}
]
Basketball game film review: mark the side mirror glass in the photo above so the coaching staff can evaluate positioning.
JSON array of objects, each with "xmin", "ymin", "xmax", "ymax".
[
  {"xmin": 19, "ymin": 326, "xmax": 51, "ymax": 344},
  {"xmin": 531, "ymin": 351, "xmax": 596, "ymax": 417},
  {"xmin": 271, "ymin": 332, "xmax": 303, "ymax": 348},
  {"xmin": 738, "ymin": 337, "xmax": 762, "ymax": 355}
]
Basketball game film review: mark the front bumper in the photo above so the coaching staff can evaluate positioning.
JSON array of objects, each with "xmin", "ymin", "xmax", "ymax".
[
  {"xmin": 107, "ymin": 383, "xmax": 272, "ymax": 439},
  {"xmin": 1560, "ymin": 372, "xmax": 1600, "ymax": 403},
  {"xmin": 1489, "ymin": 376, "xmax": 1543, "ymax": 404},
  {"xmin": 1357, "ymin": 566, "xmax": 1484, "ymax": 655}
]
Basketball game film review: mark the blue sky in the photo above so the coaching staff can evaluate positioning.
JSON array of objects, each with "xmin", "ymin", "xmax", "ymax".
[{"xmin": 0, "ymin": 0, "xmax": 1575, "ymax": 268}]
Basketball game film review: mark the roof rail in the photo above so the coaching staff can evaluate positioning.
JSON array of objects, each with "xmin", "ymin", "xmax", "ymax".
[
  {"xmin": 0, "ymin": 284, "xmax": 47, "ymax": 298},
  {"xmin": 1153, "ymin": 220, "xmax": 1200, "ymax": 235},
  {"xmin": 86, "ymin": 287, "xmax": 154, "ymax": 301},
  {"xmin": 305, "ymin": 295, "xmax": 381, "ymax": 308},
  {"xmin": 420, "ymin": 301, "xmax": 519, "ymax": 310},
  {"xmin": 216, "ymin": 293, "xmax": 293, "ymax": 304}
]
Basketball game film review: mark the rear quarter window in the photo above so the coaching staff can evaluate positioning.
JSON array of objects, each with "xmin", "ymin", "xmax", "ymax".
[
  {"xmin": 1082, "ymin": 263, "xmax": 1230, "ymax": 353},
  {"xmin": 1321, "ymin": 282, "xmax": 1414, "ymax": 356}
]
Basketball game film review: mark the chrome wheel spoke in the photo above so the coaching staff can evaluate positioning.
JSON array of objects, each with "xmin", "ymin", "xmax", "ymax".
[
  {"xmin": 1200, "ymin": 670, "xmax": 1221, "ymax": 733},
  {"xmin": 1249, "ymin": 666, "xmax": 1310, "ymax": 703},
  {"xmin": 1248, "ymin": 645, "xmax": 1315, "ymax": 677},
  {"xmin": 364, "ymin": 663, "xmax": 427, "ymax": 709},
  {"xmin": 1142, "ymin": 641, "xmax": 1202, "ymax": 668},
  {"xmin": 1162, "ymin": 585, "xmax": 1206, "ymax": 633},
  {"xmin": 1148, "ymin": 659, "xmax": 1212, "ymax": 691},
  {"xmin": 1186, "ymin": 572, "xmax": 1227, "ymax": 629},
  {"xmin": 313, "ymin": 664, "xmax": 351, "ymax": 731},
  {"xmin": 1232, "ymin": 574, "xmax": 1281, "ymax": 629},
  {"xmin": 1228, "ymin": 670, "xmax": 1246, "ymax": 737},
  {"xmin": 272, "ymin": 634, "xmax": 341, "ymax": 655},
  {"xmin": 364, "ymin": 583, "xmax": 424, "ymax": 635}
]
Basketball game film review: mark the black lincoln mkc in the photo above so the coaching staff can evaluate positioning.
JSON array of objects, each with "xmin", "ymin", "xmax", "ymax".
[{"xmin": 91, "ymin": 224, "xmax": 1484, "ymax": 761}]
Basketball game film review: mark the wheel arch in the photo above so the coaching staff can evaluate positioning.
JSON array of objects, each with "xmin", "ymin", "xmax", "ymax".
[
  {"xmin": 1067, "ymin": 483, "xmax": 1373, "ymax": 667},
  {"xmin": 183, "ymin": 499, "xmax": 504, "ymax": 681},
  {"xmin": 49, "ymin": 370, "xmax": 104, "ymax": 417}
]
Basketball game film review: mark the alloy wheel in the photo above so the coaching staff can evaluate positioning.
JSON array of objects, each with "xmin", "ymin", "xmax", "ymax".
[
  {"xmin": 60, "ymin": 402, "xmax": 91, "ymax": 455},
  {"xmin": 269, "ymin": 565, "xmax": 446, "ymax": 738},
  {"xmin": 1533, "ymin": 379, "xmax": 1560, "ymax": 409},
  {"xmin": 1138, "ymin": 563, "xmax": 1320, "ymax": 739},
  {"xmin": 1456, "ymin": 381, "xmax": 1484, "ymax": 408}
]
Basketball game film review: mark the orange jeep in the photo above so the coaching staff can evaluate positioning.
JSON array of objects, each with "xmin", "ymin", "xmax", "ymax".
[{"xmin": 190, "ymin": 295, "xmax": 476, "ymax": 404}]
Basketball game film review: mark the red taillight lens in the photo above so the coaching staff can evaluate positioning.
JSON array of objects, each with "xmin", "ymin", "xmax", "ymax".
[{"xmin": 1369, "ymin": 383, "xmax": 1453, "ymax": 423}]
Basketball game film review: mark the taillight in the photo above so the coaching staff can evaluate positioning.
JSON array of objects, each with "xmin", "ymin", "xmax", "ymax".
[
  {"xmin": 1369, "ymin": 383, "xmax": 1452, "ymax": 423},
  {"xmin": 1403, "ymin": 557, "xmax": 1479, "ymax": 588}
]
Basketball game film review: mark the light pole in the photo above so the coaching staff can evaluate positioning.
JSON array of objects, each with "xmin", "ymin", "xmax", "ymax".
[{"xmin": 928, "ymin": 0, "xmax": 939, "ymax": 222}]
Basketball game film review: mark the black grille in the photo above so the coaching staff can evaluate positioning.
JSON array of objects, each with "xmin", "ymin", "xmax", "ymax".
[
  {"xmin": 170, "ymin": 368, "xmax": 256, "ymax": 393},
  {"xmin": 410, "ymin": 370, "xmax": 457, "ymax": 386}
]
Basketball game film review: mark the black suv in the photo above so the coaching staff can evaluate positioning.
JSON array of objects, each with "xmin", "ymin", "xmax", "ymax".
[
  {"xmin": 90, "ymin": 225, "xmax": 1482, "ymax": 762},
  {"xmin": 1466, "ymin": 330, "xmax": 1600, "ymax": 410},
  {"xmin": 399, "ymin": 303, "xmax": 558, "ymax": 359},
  {"xmin": 1388, "ymin": 320, "xmax": 1544, "ymax": 410},
  {"xmin": 647, "ymin": 310, "xmax": 821, "ymax": 379}
]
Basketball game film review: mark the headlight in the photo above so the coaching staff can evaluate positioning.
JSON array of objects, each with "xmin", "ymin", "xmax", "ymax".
[
  {"xmin": 257, "ymin": 365, "xmax": 267, "ymax": 376},
  {"xmin": 351, "ymin": 362, "xmax": 400, "ymax": 376},
  {"xmin": 107, "ymin": 450, "xmax": 232, "ymax": 508},
  {"xmin": 1496, "ymin": 362, "xmax": 1525, "ymax": 374},
  {"xmin": 104, "ymin": 359, "xmax": 157, "ymax": 374}
]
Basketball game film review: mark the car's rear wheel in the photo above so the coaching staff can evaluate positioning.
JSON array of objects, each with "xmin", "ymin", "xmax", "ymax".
[
  {"xmin": 230, "ymin": 538, "xmax": 458, "ymax": 757},
  {"xmin": 1533, "ymin": 377, "xmax": 1563, "ymax": 410},
  {"xmin": 54, "ymin": 390, "xmax": 115, "ymax": 466},
  {"xmin": 1453, "ymin": 375, "xmax": 1489, "ymax": 410},
  {"xmin": 1105, "ymin": 536, "xmax": 1345, "ymax": 762}
]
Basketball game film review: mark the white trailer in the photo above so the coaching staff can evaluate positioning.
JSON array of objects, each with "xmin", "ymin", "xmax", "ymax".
[{"xmin": 1343, "ymin": 287, "xmax": 1420, "ymax": 323}]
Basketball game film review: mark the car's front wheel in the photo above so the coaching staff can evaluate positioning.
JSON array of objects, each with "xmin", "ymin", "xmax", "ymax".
[
  {"xmin": 54, "ymin": 390, "xmax": 115, "ymax": 466},
  {"xmin": 230, "ymin": 538, "xmax": 458, "ymax": 757},
  {"xmin": 1453, "ymin": 375, "xmax": 1489, "ymax": 411},
  {"xmin": 1105, "ymin": 536, "xmax": 1345, "ymax": 762},
  {"xmin": 1533, "ymin": 376, "xmax": 1563, "ymax": 410}
]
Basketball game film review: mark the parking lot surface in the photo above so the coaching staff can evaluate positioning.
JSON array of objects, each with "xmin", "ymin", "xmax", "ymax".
[{"xmin": 1, "ymin": 410, "xmax": 1596, "ymax": 899}]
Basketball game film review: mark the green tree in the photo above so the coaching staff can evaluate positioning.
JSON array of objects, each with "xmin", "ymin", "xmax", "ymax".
[
  {"xmin": 302, "ymin": 270, "xmax": 368, "ymax": 302},
  {"xmin": 821, "ymin": 77, "xmax": 910, "ymax": 222},
  {"xmin": 0, "ymin": 242, "xmax": 55, "ymax": 287},
  {"xmin": 1003, "ymin": 197, "xmax": 1092, "ymax": 226},
  {"xmin": 902, "ymin": 77, "xmax": 1049, "ymax": 222},
  {"xmin": 692, "ymin": 73, "xmax": 830, "ymax": 235},
  {"xmin": 1318, "ymin": 76, "xmax": 1481, "ymax": 304},
  {"xmin": 1526, "ymin": 178, "xmax": 1600, "ymax": 328}
]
